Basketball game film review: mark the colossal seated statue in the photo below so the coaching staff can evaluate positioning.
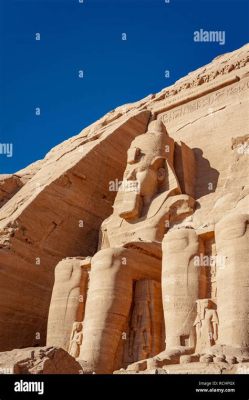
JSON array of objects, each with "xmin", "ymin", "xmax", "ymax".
[
  {"xmin": 47, "ymin": 117, "xmax": 249, "ymax": 373},
  {"xmin": 76, "ymin": 119, "xmax": 196, "ymax": 373}
]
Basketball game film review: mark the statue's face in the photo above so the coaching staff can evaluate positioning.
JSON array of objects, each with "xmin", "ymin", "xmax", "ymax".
[
  {"xmin": 115, "ymin": 134, "xmax": 166, "ymax": 220},
  {"xmin": 197, "ymin": 299, "xmax": 210, "ymax": 313},
  {"xmin": 76, "ymin": 323, "xmax": 82, "ymax": 332},
  {"xmin": 124, "ymin": 134, "xmax": 165, "ymax": 197},
  {"xmin": 123, "ymin": 144, "xmax": 161, "ymax": 198}
]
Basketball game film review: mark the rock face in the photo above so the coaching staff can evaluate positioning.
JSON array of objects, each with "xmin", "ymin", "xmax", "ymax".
[
  {"xmin": 0, "ymin": 174, "xmax": 23, "ymax": 208},
  {"xmin": 0, "ymin": 161, "xmax": 43, "ymax": 209},
  {"xmin": 0, "ymin": 43, "xmax": 249, "ymax": 374},
  {"xmin": 0, "ymin": 347, "xmax": 82, "ymax": 374}
]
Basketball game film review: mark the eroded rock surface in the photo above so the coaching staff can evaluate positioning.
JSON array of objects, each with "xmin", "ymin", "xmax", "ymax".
[{"xmin": 0, "ymin": 347, "xmax": 82, "ymax": 374}]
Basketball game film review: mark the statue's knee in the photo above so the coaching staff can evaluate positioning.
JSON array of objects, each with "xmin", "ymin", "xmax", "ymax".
[
  {"xmin": 215, "ymin": 213, "xmax": 249, "ymax": 241},
  {"xmin": 91, "ymin": 248, "xmax": 125, "ymax": 272},
  {"xmin": 163, "ymin": 228, "xmax": 198, "ymax": 253},
  {"xmin": 54, "ymin": 258, "xmax": 80, "ymax": 282},
  {"xmin": 91, "ymin": 248, "xmax": 114, "ymax": 272}
]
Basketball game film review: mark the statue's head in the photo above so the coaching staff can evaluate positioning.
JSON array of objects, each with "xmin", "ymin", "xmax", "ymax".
[
  {"xmin": 74, "ymin": 322, "xmax": 82, "ymax": 332},
  {"xmin": 115, "ymin": 119, "xmax": 171, "ymax": 220},
  {"xmin": 196, "ymin": 299, "xmax": 215, "ymax": 319}
]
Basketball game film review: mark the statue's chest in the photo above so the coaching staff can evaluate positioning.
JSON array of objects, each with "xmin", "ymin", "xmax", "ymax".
[{"xmin": 106, "ymin": 207, "xmax": 167, "ymax": 246}]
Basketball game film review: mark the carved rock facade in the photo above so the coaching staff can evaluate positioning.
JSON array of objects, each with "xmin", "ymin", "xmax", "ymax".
[{"xmin": 0, "ymin": 44, "xmax": 249, "ymax": 374}]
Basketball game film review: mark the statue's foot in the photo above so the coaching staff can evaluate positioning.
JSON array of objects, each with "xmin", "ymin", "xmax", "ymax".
[
  {"xmin": 202, "ymin": 344, "xmax": 249, "ymax": 363},
  {"xmin": 147, "ymin": 347, "xmax": 194, "ymax": 369},
  {"xmin": 179, "ymin": 353, "xmax": 200, "ymax": 364},
  {"xmin": 126, "ymin": 347, "xmax": 194, "ymax": 372},
  {"xmin": 197, "ymin": 352, "xmax": 236, "ymax": 364},
  {"xmin": 126, "ymin": 359, "xmax": 148, "ymax": 372},
  {"xmin": 125, "ymin": 347, "xmax": 249, "ymax": 373},
  {"xmin": 196, "ymin": 345, "xmax": 249, "ymax": 365}
]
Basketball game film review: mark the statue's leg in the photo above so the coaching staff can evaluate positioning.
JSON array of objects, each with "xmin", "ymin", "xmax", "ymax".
[
  {"xmin": 215, "ymin": 213, "xmax": 249, "ymax": 357},
  {"xmin": 162, "ymin": 228, "xmax": 199, "ymax": 350},
  {"xmin": 78, "ymin": 246, "xmax": 161, "ymax": 374},
  {"xmin": 46, "ymin": 258, "xmax": 86, "ymax": 350},
  {"xmin": 127, "ymin": 228, "xmax": 200, "ymax": 372}
]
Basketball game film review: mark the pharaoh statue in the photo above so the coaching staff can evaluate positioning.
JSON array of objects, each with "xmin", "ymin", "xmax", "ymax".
[
  {"xmin": 68, "ymin": 322, "xmax": 83, "ymax": 359},
  {"xmin": 77, "ymin": 119, "xmax": 196, "ymax": 373},
  {"xmin": 193, "ymin": 299, "xmax": 218, "ymax": 354},
  {"xmin": 47, "ymin": 117, "xmax": 249, "ymax": 373}
]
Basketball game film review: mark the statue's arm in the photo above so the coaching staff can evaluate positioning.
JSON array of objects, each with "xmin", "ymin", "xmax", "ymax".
[
  {"xmin": 69, "ymin": 326, "xmax": 75, "ymax": 343},
  {"xmin": 77, "ymin": 333, "xmax": 83, "ymax": 345}
]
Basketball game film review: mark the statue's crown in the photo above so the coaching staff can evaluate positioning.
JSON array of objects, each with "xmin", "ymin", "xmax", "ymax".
[{"xmin": 147, "ymin": 119, "xmax": 168, "ymax": 136}]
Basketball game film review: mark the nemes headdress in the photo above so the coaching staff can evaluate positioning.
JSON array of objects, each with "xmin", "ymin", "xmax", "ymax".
[{"xmin": 127, "ymin": 119, "xmax": 170, "ymax": 166}]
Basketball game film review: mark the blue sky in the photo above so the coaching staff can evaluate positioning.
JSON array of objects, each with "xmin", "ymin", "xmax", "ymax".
[{"xmin": 0, "ymin": 0, "xmax": 248, "ymax": 173}]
